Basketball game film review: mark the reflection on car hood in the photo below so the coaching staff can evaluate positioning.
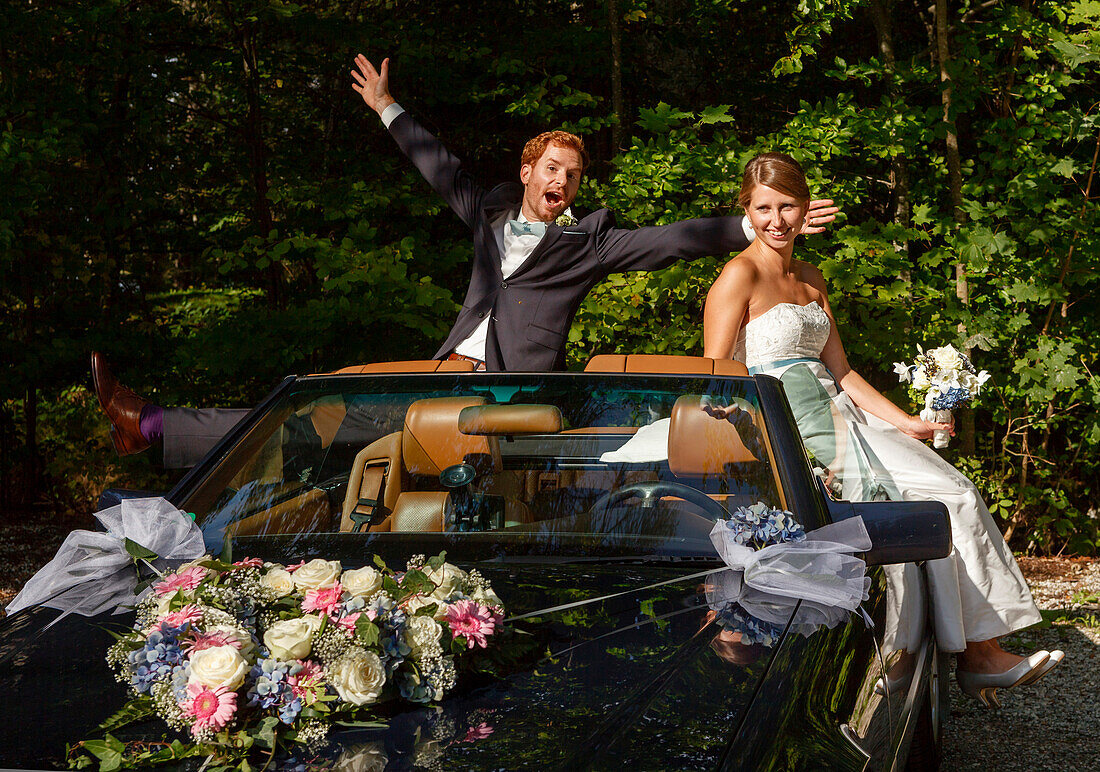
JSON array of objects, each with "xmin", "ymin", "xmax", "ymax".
[{"xmin": 0, "ymin": 562, "xmax": 779, "ymax": 770}]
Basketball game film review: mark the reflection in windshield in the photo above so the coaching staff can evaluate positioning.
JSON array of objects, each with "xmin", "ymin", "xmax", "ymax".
[{"xmin": 182, "ymin": 375, "xmax": 786, "ymax": 559}]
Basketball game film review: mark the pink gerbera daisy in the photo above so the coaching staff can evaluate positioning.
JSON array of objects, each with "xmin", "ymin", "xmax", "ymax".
[
  {"xmin": 159, "ymin": 604, "xmax": 204, "ymax": 629},
  {"xmin": 285, "ymin": 560, "xmax": 306, "ymax": 572},
  {"xmin": 186, "ymin": 630, "xmax": 237, "ymax": 653},
  {"xmin": 334, "ymin": 611, "xmax": 361, "ymax": 637},
  {"xmin": 301, "ymin": 584, "xmax": 344, "ymax": 617},
  {"xmin": 461, "ymin": 722, "xmax": 495, "ymax": 743},
  {"xmin": 444, "ymin": 600, "xmax": 498, "ymax": 649},
  {"xmin": 232, "ymin": 557, "xmax": 263, "ymax": 570},
  {"xmin": 288, "ymin": 660, "xmax": 326, "ymax": 702},
  {"xmin": 153, "ymin": 565, "xmax": 208, "ymax": 596},
  {"xmin": 181, "ymin": 683, "xmax": 236, "ymax": 736}
]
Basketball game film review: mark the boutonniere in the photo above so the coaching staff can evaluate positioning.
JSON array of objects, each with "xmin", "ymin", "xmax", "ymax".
[{"xmin": 554, "ymin": 212, "xmax": 578, "ymax": 227}]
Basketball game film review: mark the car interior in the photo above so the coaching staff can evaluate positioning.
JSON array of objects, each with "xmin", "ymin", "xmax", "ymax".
[{"xmin": 197, "ymin": 356, "xmax": 786, "ymax": 542}]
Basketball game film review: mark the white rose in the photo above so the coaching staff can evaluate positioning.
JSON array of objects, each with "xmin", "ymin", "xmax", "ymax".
[
  {"xmin": 207, "ymin": 624, "xmax": 256, "ymax": 658},
  {"xmin": 330, "ymin": 650, "xmax": 386, "ymax": 706},
  {"xmin": 932, "ymin": 346, "xmax": 962, "ymax": 373},
  {"xmin": 332, "ymin": 744, "xmax": 388, "ymax": 772},
  {"xmin": 404, "ymin": 594, "xmax": 447, "ymax": 621},
  {"xmin": 291, "ymin": 559, "xmax": 343, "ymax": 591},
  {"xmin": 426, "ymin": 562, "xmax": 468, "ymax": 600},
  {"xmin": 404, "ymin": 615, "xmax": 443, "ymax": 661},
  {"xmin": 341, "ymin": 566, "xmax": 384, "ymax": 598},
  {"xmin": 470, "ymin": 586, "xmax": 503, "ymax": 609},
  {"xmin": 188, "ymin": 644, "xmax": 249, "ymax": 690},
  {"xmin": 261, "ymin": 567, "xmax": 295, "ymax": 598},
  {"xmin": 264, "ymin": 617, "xmax": 317, "ymax": 660},
  {"xmin": 912, "ymin": 369, "xmax": 930, "ymax": 390}
]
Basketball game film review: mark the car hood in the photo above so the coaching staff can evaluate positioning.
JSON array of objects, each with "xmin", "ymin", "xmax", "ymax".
[{"xmin": 0, "ymin": 562, "xmax": 779, "ymax": 770}]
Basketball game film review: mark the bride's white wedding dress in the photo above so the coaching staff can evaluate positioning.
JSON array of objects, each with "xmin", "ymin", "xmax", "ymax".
[{"xmin": 736, "ymin": 301, "xmax": 1040, "ymax": 651}]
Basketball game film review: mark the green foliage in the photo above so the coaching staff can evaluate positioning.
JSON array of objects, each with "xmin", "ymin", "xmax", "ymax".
[{"xmin": 2, "ymin": 0, "xmax": 1096, "ymax": 553}]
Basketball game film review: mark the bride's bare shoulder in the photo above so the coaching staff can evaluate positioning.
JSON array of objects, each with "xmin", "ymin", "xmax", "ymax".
[{"xmin": 714, "ymin": 253, "xmax": 760, "ymax": 285}]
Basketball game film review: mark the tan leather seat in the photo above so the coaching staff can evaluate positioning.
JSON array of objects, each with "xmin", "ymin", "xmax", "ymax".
[
  {"xmin": 584, "ymin": 354, "xmax": 748, "ymax": 376},
  {"xmin": 342, "ymin": 397, "xmax": 504, "ymax": 533},
  {"xmin": 667, "ymin": 394, "xmax": 759, "ymax": 481},
  {"xmin": 331, "ymin": 359, "xmax": 475, "ymax": 374}
]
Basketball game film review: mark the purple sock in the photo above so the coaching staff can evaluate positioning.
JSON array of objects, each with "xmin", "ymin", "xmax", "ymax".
[{"xmin": 139, "ymin": 404, "xmax": 164, "ymax": 443}]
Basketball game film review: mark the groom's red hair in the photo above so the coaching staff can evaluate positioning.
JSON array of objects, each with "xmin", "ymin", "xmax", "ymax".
[
  {"xmin": 738, "ymin": 153, "xmax": 810, "ymax": 209},
  {"xmin": 521, "ymin": 130, "xmax": 590, "ymax": 171}
]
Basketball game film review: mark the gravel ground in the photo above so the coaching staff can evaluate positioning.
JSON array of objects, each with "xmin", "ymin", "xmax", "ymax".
[
  {"xmin": 2, "ymin": 511, "xmax": 1098, "ymax": 768},
  {"xmin": 943, "ymin": 557, "xmax": 1100, "ymax": 771}
]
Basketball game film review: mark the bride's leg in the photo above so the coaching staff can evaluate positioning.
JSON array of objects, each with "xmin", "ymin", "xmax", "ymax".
[{"xmin": 956, "ymin": 638, "xmax": 1028, "ymax": 674}]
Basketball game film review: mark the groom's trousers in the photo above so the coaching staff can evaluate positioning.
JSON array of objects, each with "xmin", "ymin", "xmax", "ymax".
[{"xmin": 162, "ymin": 408, "xmax": 249, "ymax": 468}]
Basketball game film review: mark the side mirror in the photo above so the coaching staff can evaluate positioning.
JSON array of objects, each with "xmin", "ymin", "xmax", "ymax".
[{"xmin": 828, "ymin": 499, "xmax": 952, "ymax": 566}]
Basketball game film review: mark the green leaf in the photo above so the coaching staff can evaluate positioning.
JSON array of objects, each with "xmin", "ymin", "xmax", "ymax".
[
  {"xmin": 123, "ymin": 538, "xmax": 158, "ymax": 561},
  {"xmin": 254, "ymin": 716, "xmax": 280, "ymax": 751},
  {"xmin": 355, "ymin": 618, "xmax": 380, "ymax": 648},
  {"xmin": 425, "ymin": 551, "xmax": 447, "ymax": 571}
]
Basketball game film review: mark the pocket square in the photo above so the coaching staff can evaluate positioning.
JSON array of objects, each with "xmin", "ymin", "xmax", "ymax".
[{"xmin": 561, "ymin": 229, "xmax": 589, "ymax": 241}]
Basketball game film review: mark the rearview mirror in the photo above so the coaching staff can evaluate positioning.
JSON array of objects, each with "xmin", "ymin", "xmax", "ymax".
[{"xmin": 828, "ymin": 499, "xmax": 952, "ymax": 566}]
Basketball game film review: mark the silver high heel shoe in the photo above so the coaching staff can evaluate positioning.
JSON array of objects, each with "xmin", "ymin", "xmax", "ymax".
[
  {"xmin": 956, "ymin": 650, "xmax": 1051, "ymax": 708},
  {"xmin": 1017, "ymin": 648, "xmax": 1064, "ymax": 686}
]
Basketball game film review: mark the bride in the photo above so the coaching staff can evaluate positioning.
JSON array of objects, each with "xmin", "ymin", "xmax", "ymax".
[{"xmin": 703, "ymin": 152, "xmax": 1061, "ymax": 705}]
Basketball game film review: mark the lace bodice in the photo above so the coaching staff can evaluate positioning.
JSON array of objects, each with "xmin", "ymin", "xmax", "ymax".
[{"xmin": 734, "ymin": 301, "xmax": 831, "ymax": 369}]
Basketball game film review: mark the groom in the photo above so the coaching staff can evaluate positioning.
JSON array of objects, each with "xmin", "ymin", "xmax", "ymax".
[{"xmin": 92, "ymin": 53, "xmax": 838, "ymax": 465}]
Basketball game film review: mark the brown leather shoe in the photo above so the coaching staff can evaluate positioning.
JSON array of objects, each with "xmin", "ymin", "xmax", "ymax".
[{"xmin": 91, "ymin": 351, "xmax": 152, "ymax": 455}]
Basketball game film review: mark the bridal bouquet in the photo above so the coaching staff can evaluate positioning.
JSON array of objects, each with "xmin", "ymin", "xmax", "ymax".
[
  {"xmin": 70, "ymin": 552, "xmax": 504, "ymax": 770},
  {"xmin": 894, "ymin": 344, "xmax": 991, "ymax": 448}
]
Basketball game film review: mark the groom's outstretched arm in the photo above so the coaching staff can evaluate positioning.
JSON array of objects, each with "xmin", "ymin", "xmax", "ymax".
[
  {"xmin": 594, "ymin": 198, "xmax": 840, "ymax": 275},
  {"xmin": 351, "ymin": 54, "xmax": 485, "ymax": 229}
]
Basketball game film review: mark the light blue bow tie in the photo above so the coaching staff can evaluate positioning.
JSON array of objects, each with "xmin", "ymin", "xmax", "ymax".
[{"xmin": 507, "ymin": 220, "xmax": 548, "ymax": 238}]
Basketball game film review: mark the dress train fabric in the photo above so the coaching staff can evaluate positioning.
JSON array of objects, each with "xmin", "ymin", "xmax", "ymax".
[{"xmin": 737, "ymin": 302, "xmax": 1040, "ymax": 652}]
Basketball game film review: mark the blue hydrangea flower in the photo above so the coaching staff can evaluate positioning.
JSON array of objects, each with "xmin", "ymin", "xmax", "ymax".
[{"xmin": 127, "ymin": 628, "xmax": 185, "ymax": 693}]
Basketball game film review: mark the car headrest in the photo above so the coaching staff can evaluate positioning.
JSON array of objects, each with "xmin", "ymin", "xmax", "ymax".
[
  {"xmin": 667, "ymin": 395, "xmax": 760, "ymax": 478},
  {"xmin": 584, "ymin": 354, "xmax": 749, "ymax": 376},
  {"xmin": 458, "ymin": 404, "xmax": 563, "ymax": 435},
  {"xmin": 332, "ymin": 359, "xmax": 475, "ymax": 374},
  {"xmin": 402, "ymin": 397, "xmax": 501, "ymax": 477}
]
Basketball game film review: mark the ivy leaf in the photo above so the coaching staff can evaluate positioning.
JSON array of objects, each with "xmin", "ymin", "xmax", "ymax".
[
  {"xmin": 253, "ymin": 716, "xmax": 280, "ymax": 751},
  {"xmin": 123, "ymin": 538, "xmax": 158, "ymax": 561}
]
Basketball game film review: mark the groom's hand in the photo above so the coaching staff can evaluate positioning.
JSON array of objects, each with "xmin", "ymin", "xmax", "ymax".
[
  {"xmin": 800, "ymin": 199, "xmax": 840, "ymax": 236},
  {"xmin": 351, "ymin": 54, "xmax": 396, "ymax": 116}
]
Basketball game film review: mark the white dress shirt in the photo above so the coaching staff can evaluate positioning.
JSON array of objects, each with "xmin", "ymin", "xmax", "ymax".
[{"xmin": 379, "ymin": 102, "xmax": 754, "ymax": 361}]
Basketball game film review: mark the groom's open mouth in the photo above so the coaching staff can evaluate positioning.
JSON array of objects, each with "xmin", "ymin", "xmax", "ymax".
[{"xmin": 544, "ymin": 191, "xmax": 565, "ymax": 208}]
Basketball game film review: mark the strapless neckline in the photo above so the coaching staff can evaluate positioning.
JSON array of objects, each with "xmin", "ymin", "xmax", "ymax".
[
  {"xmin": 746, "ymin": 300, "xmax": 823, "ymax": 327},
  {"xmin": 735, "ymin": 300, "xmax": 831, "ymax": 369}
]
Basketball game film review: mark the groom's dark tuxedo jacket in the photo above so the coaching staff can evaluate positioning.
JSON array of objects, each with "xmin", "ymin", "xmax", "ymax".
[{"xmin": 388, "ymin": 111, "xmax": 751, "ymax": 371}]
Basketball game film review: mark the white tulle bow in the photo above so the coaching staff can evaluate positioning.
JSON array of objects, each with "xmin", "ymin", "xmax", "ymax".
[
  {"xmin": 706, "ymin": 516, "xmax": 873, "ymax": 635},
  {"xmin": 5, "ymin": 497, "xmax": 205, "ymax": 625}
]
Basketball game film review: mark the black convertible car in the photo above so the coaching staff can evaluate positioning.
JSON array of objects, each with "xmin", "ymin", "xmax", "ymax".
[{"xmin": 0, "ymin": 355, "xmax": 950, "ymax": 770}]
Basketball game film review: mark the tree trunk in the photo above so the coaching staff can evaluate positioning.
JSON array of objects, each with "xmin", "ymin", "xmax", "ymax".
[
  {"xmin": 934, "ymin": 0, "xmax": 975, "ymax": 454},
  {"xmin": 607, "ymin": 0, "xmax": 625, "ymax": 154},
  {"xmin": 238, "ymin": 19, "xmax": 281, "ymax": 306},
  {"xmin": 868, "ymin": 0, "xmax": 912, "ymax": 284}
]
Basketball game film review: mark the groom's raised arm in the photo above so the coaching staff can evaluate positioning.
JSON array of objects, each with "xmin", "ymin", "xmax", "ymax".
[
  {"xmin": 593, "ymin": 214, "xmax": 752, "ymax": 275},
  {"xmin": 593, "ymin": 197, "xmax": 839, "ymax": 275},
  {"xmin": 352, "ymin": 54, "xmax": 485, "ymax": 229}
]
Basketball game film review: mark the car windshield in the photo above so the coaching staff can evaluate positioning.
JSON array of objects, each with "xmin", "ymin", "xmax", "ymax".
[{"xmin": 181, "ymin": 374, "xmax": 788, "ymax": 561}]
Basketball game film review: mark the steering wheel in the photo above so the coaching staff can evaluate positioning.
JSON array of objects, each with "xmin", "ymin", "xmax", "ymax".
[{"xmin": 588, "ymin": 481, "xmax": 729, "ymax": 521}]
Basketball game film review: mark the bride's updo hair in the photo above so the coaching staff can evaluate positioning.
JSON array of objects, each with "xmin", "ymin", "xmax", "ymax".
[{"xmin": 737, "ymin": 152, "xmax": 810, "ymax": 210}]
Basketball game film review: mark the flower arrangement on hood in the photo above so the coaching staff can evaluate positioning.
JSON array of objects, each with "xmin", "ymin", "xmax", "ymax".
[{"xmin": 69, "ymin": 552, "xmax": 504, "ymax": 769}]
